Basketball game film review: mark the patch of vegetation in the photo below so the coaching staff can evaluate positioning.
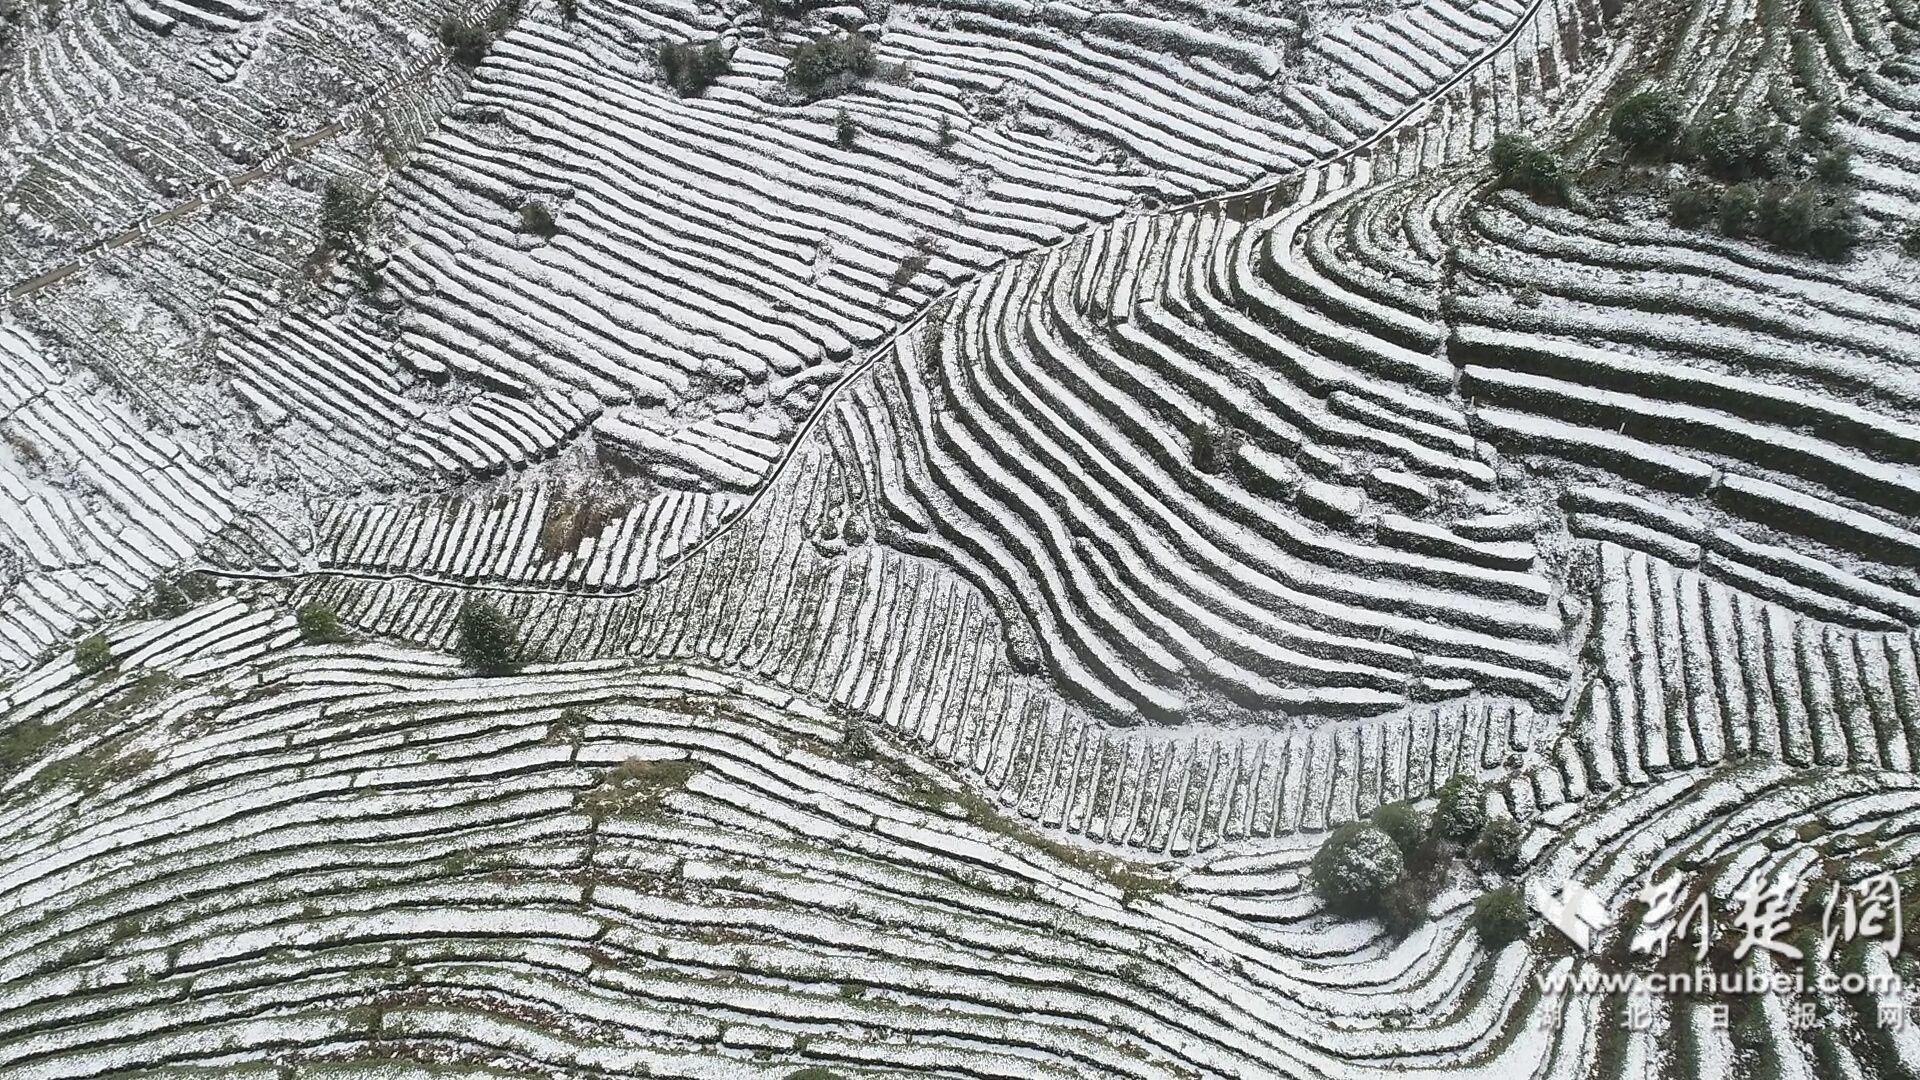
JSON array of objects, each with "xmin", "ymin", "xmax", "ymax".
[
  {"xmin": 1432, "ymin": 774, "xmax": 1488, "ymax": 842},
  {"xmin": 74, "ymin": 634, "xmax": 115, "ymax": 675},
  {"xmin": 296, "ymin": 602, "xmax": 349, "ymax": 644},
  {"xmin": 439, "ymin": 1, "xmax": 518, "ymax": 67},
  {"xmin": 1309, "ymin": 822, "xmax": 1405, "ymax": 915},
  {"xmin": 1370, "ymin": 800, "xmax": 1427, "ymax": 856},
  {"xmin": 838, "ymin": 719, "xmax": 876, "ymax": 760},
  {"xmin": 557, "ymin": 0, "xmax": 576, "ymax": 24},
  {"xmin": 576, "ymin": 754, "xmax": 705, "ymax": 820},
  {"xmin": 1489, "ymin": 134, "xmax": 1566, "ymax": 202},
  {"xmin": 454, "ymin": 598, "xmax": 522, "ymax": 675},
  {"xmin": 0, "ymin": 719, "xmax": 55, "ymax": 776},
  {"xmin": 1667, "ymin": 181, "xmax": 1719, "ymax": 227},
  {"xmin": 1905, "ymin": 224, "xmax": 1920, "ymax": 257},
  {"xmin": 1187, "ymin": 419, "xmax": 1242, "ymax": 476},
  {"xmin": 520, "ymin": 200, "xmax": 558, "ymax": 238},
  {"xmin": 1610, "ymin": 88, "xmax": 1683, "ymax": 158},
  {"xmin": 1472, "ymin": 814, "xmax": 1524, "ymax": 872},
  {"xmin": 834, "ymin": 108, "xmax": 858, "ymax": 148},
  {"xmin": 786, "ymin": 31, "xmax": 875, "ymax": 97},
  {"xmin": 1471, "ymin": 885, "xmax": 1529, "ymax": 947},
  {"xmin": 139, "ymin": 572, "xmax": 218, "ymax": 620},
  {"xmin": 1690, "ymin": 111, "xmax": 1776, "ymax": 182},
  {"xmin": 319, "ymin": 179, "xmax": 374, "ymax": 256},
  {"xmin": 785, "ymin": 1069, "xmax": 848, "ymax": 1080},
  {"xmin": 658, "ymin": 40, "xmax": 729, "ymax": 96}
]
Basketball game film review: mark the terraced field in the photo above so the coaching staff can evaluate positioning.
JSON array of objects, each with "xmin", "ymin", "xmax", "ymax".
[{"xmin": 5, "ymin": 0, "xmax": 1920, "ymax": 1071}]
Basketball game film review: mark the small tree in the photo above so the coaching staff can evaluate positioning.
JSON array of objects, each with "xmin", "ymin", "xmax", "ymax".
[
  {"xmin": 1489, "ymin": 134, "xmax": 1565, "ymax": 201},
  {"xmin": 520, "ymin": 201, "xmax": 558, "ymax": 238},
  {"xmin": 557, "ymin": 0, "xmax": 576, "ymax": 24},
  {"xmin": 1904, "ymin": 224, "xmax": 1920, "ymax": 257},
  {"xmin": 1691, "ymin": 112, "xmax": 1773, "ymax": 181},
  {"xmin": 1668, "ymin": 182, "xmax": 1720, "ymax": 228},
  {"xmin": 1717, "ymin": 181, "xmax": 1760, "ymax": 237},
  {"xmin": 787, "ymin": 31, "xmax": 875, "ymax": 96},
  {"xmin": 1432, "ymin": 774, "xmax": 1487, "ymax": 843},
  {"xmin": 455, "ymin": 598, "xmax": 522, "ymax": 675},
  {"xmin": 1470, "ymin": 885, "xmax": 1529, "ymax": 948},
  {"xmin": 74, "ymin": 634, "xmax": 115, "ymax": 675},
  {"xmin": 439, "ymin": 17, "xmax": 493, "ymax": 67},
  {"xmin": 1310, "ymin": 823, "xmax": 1404, "ymax": 916},
  {"xmin": 1371, "ymin": 801, "xmax": 1428, "ymax": 858},
  {"xmin": 659, "ymin": 40, "xmax": 729, "ymax": 95},
  {"xmin": 1814, "ymin": 147, "xmax": 1853, "ymax": 185},
  {"xmin": 1473, "ymin": 815, "xmax": 1524, "ymax": 872},
  {"xmin": 297, "ymin": 602, "xmax": 347, "ymax": 644},
  {"xmin": 835, "ymin": 108, "xmax": 858, "ymax": 148},
  {"xmin": 1610, "ymin": 89, "xmax": 1682, "ymax": 158},
  {"xmin": 318, "ymin": 179, "xmax": 371, "ymax": 255}
]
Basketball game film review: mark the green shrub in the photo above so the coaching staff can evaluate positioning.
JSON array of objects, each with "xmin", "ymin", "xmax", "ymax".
[
  {"xmin": 835, "ymin": 108, "xmax": 857, "ymax": 148},
  {"xmin": 1470, "ymin": 885, "xmax": 1529, "ymax": 947},
  {"xmin": 438, "ymin": 17, "xmax": 493, "ymax": 67},
  {"xmin": 1611, "ymin": 89, "xmax": 1683, "ymax": 157},
  {"xmin": 786, "ymin": 31, "xmax": 874, "ymax": 95},
  {"xmin": 1380, "ymin": 873, "xmax": 1432, "ymax": 938},
  {"xmin": 296, "ymin": 602, "xmax": 347, "ymax": 644},
  {"xmin": 1489, "ymin": 134, "xmax": 1565, "ymax": 200},
  {"xmin": 1309, "ymin": 822, "xmax": 1404, "ymax": 915},
  {"xmin": 1691, "ymin": 112, "xmax": 1774, "ymax": 181},
  {"xmin": 74, "ymin": 634, "xmax": 115, "ymax": 675},
  {"xmin": 1370, "ymin": 800, "xmax": 1428, "ymax": 858},
  {"xmin": 659, "ymin": 40, "xmax": 729, "ymax": 96},
  {"xmin": 557, "ymin": 0, "xmax": 576, "ymax": 23},
  {"xmin": 1668, "ymin": 182, "xmax": 1721, "ymax": 227},
  {"xmin": 455, "ymin": 598, "xmax": 522, "ymax": 675},
  {"xmin": 1813, "ymin": 147, "xmax": 1853, "ymax": 185},
  {"xmin": 520, "ymin": 201, "xmax": 558, "ymax": 238},
  {"xmin": 839, "ymin": 720, "xmax": 875, "ymax": 760},
  {"xmin": 318, "ymin": 179, "xmax": 372, "ymax": 255},
  {"xmin": 0, "ymin": 719, "xmax": 55, "ymax": 774},
  {"xmin": 1432, "ymin": 774, "xmax": 1487, "ymax": 843},
  {"xmin": 785, "ymin": 1068, "xmax": 848, "ymax": 1080},
  {"xmin": 1473, "ymin": 815, "xmax": 1524, "ymax": 872},
  {"xmin": 1904, "ymin": 224, "xmax": 1920, "ymax": 257},
  {"xmin": 1754, "ymin": 183, "xmax": 1860, "ymax": 259},
  {"xmin": 1718, "ymin": 181, "xmax": 1760, "ymax": 236}
]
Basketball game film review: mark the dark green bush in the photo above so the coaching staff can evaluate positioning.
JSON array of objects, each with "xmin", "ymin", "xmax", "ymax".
[
  {"xmin": 1668, "ymin": 182, "xmax": 1721, "ymax": 227},
  {"xmin": 1718, "ymin": 181, "xmax": 1760, "ymax": 236},
  {"xmin": 1813, "ymin": 147, "xmax": 1853, "ymax": 185},
  {"xmin": 455, "ymin": 598, "xmax": 522, "ymax": 675},
  {"xmin": 438, "ymin": 17, "xmax": 493, "ymax": 67},
  {"xmin": 520, "ymin": 201, "xmax": 558, "ymax": 238},
  {"xmin": 1432, "ymin": 774, "xmax": 1487, "ymax": 843},
  {"xmin": 1754, "ymin": 184, "xmax": 1859, "ymax": 260},
  {"xmin": 319, "ymin": 179, "xmax": 372, "ymax": 255},
  {"xmin": 1473, "ymin": 815, "xmax": 1524, "ymax": 872},
  {"xmin": 786, "ymin": 31, "xmax": 874, "ymax": 95},
  {"xmin": 659, "ymin": 40, "xmax": 729, "ymax": 96},
  {"xmin": 1471, "ymin": 885, "xmax": 1529, "ymax": 947},
  {"xmin": 1904, "ymin": 224, "xmax": 1920, "ymax": 257},
  {"xmin": 74, "ymin": 634, "xmax": 115, "ymax": 675},
  {"xmin": 296, "ymin": 602, "xmax": 347, "ymax": 644},
  {"xmin": 1380, "ymin": 874, "xmax": 1432, "ymax": 938},
  {"xmin": 1309, "ymin": 822, "xmax": 1404, "ymax": 916},
  {"xmin": 1611, "ymin": 89, "xmax": 1683, "ymax": 157},
  {"xmin": 1691, "ymin": 112, "xmax": 1774, "ymax": 181},
  {"xmin": 1489, "ymin": 134, "xmax": 1565, "ymax": 200},
  {"xmin": 1371, "ymin": 800, "xmax": 1428, "ymax": 858},
  {"xmin": 835, "ymin": 108, "xmax": 857, "ymax": 148}
]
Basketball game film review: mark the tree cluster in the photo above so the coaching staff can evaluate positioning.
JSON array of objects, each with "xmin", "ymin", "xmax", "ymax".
[
  {"xmin": 455, "ymin": 598, "xmax": 523, "ymax": 675},
  {"xmin": 1308, "ymin": 775, "xmax": 1526, "ymax": 941},
  {"xmin": 1489, "ymin": 134, "xmax": 1566, "ymax": 202},
  {"xmin": 1622, "ymin": 91, "xmax": 1865, "ymax": 262},
  {"xmin": 786, "ymin": 31, "xmax": 874, "ymax": 96},
  {"xmin": 658, "ymin": 40, "xmax": 729, "ymax": 96}
]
